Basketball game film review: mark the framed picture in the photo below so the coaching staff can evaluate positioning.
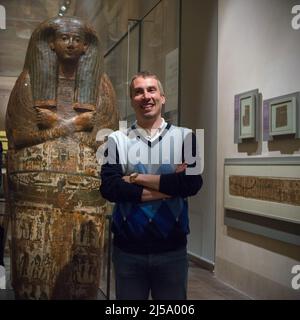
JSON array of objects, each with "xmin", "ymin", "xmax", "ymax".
[
  {"xmin": 239, "ymin": 94, "xmax": 255, "ymax": 138},
  {"xmin": 224, "ymin": 157, "xmax": 300, "ymax": 224},
  {"xmin": 234, "ymin": 89, "xmax": 260, "ymax": 143},
  {"xmin": 263, "ymin": 92, "xmax": 300, "ymax": 141}
]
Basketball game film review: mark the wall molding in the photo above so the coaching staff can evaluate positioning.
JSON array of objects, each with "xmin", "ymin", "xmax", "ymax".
[{"xmin": 188, "ymin": 252, "xmax": 215, "ymax": 272}]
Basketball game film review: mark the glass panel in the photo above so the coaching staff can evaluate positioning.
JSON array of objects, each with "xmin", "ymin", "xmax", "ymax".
[
  {"xmin": 0, "ymin": 0, "xmax": 164, "ymax": 76},
  {"xmin": 140, "ymin": 0, "xmax": 180, "ymax": 124},
  {"xmin": 105, "ymin": 22, "xmax": 139, "ymax": 123},
  {"xmin": 76, "ymin": 0, "xmax": 130, "ymax": 55},
  {"xmin": 103, "ymin": 0, "xmax": 180, "ymax": 125},
  {"xmin": 73, "ymin": 0, "xmax": 161, "ymax": 55},
  {"xmin": 0, "ymin": 0, "xmax": 179, "ymax": 121},
  {"xmin": 0, "ymin": 0, "xmax": 180, "ymax": 298},
  {"xmin": 0, "ymin": 0, "xmax": 61, "ymax": 76}
]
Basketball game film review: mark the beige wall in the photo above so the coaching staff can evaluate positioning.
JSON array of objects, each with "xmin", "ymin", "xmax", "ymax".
[
  {"xmin": 217, "ymin": 0, "xmax": 300, "ymax": 299},
  {"xmin": 181, "ymin": 0, "xmax": 218, "ymax": 264}
]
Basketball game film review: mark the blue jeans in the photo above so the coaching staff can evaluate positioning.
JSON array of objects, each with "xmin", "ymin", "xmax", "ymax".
[{"xmin": 112, "ymin": 246, "xmax": 188, "ymax": 300}]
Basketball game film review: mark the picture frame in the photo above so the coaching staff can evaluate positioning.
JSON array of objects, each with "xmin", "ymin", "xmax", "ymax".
[
  {"xmin": 239, "ymin": 94, "xmax": 255, "ymax": 138},
  {"xmin": 263, "ymin": 92, "xmax": 300, "ymax": 141},
  {"xmin": 234, "ymin": 89, "xmax": 260, "ymax": 144},
  {"xmin": 224, "ymin": 157, "xmax": 300, "ymax": 224}
]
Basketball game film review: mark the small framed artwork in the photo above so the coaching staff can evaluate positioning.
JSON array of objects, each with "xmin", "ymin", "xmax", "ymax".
[
  {"xmin": 234, "ymin": 89, "xmax": 260, "ymax": 143},
  {"xmin": 239, "ymin": 94, "xmax": 255, "ymax": 138},
  {"xmin": 263, "ymin": 92, "xmax": 300, "ymax": 141}
]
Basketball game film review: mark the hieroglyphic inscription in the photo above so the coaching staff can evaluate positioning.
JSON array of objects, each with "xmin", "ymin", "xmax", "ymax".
[
  {"xmin": 11, "ymin": 204, "xmax": 106, "ymax": 299},
  {"xmin": 243, "ymin": 105, "xmax": 250, "ymax": 127},
  {"xmin": 229, "ymin": 175, "xmax": 300, "ymax": 206},
  {"xmin": 276, "ymin": 105, "xmax": 288, "ymax": 128}
]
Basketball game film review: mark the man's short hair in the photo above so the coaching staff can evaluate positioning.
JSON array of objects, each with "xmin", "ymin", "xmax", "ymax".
[{"xmin": 129, "ymin": 71, "xmax": 165, "ymax": 98}]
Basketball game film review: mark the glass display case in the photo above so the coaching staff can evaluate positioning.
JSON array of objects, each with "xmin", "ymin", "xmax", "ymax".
[
  {"xmin": 0, "ymin": 0, "xmax": 180, "ymax": 298},
  {"xmin": 0, "ymin": 0, "xmax": 180, "ymax": 124}
]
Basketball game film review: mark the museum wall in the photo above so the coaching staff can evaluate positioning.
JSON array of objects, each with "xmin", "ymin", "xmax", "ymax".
[
  {"xmin": 217, "ymin": 0, "xmax": 300, "ymax": 299},
  {"xmin": 180, "ymin": 0, "xmax": 218, "ymax": 265}
]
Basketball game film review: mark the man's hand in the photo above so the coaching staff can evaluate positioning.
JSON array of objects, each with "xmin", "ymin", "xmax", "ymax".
[
  {"xmin": 175, "ymin": 163, "xmax": 187, "ymax": 173},
  {"xmin": 141, "ymin": 188, "xmax": 171, "ymax": 202},
  {"xmin": 122, "ymin": 175, "xmax": 131, "ymax": 183},
  {"xmin": 121, "ymin": 175, "xmax": 171, "ymax": 202},
  {"xmin": 122, "ymin": 163, "xmax": 188, "ymax": 190}
]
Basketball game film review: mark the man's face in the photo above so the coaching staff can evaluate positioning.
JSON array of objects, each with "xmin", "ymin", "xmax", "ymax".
[
  {"xmin": 130, "ymin": 77, "xmax": 165, "ymax": 122},
  {"xmin": 51, "ymin": 31, "xmax": 87, "ymax": 61}
]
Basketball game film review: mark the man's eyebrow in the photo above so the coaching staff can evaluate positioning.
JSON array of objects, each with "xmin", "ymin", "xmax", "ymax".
[
  {"xmin": 133, "ymin": 86, "xmax": 144, "ymax": 91},
  {"xmin": 133, "ymin": 85, "xmax": 158, "ymax": 93},
  {"xmin": 134, "ymin": 85, "xmax": 157, "ymax": 90}
]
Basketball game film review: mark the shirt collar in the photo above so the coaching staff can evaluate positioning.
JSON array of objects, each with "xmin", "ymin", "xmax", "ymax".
[{"xmin": 134, "ymin": 118, "xmax": 167, "ymax": 140}]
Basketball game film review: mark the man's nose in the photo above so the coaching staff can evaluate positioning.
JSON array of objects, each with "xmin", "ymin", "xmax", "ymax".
[{"xmin": 143, "ymin": 91, "xmax": 151, "ymax": 99}]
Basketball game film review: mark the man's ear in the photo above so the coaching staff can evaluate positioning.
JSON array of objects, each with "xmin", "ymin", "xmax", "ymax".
[
  {"xmin": 49, "ymin": 42, "xmax": 55, "ymax": 50},
  {"xmin": 161, "ymin": 95, "xmax": 166, "ymax": 105}
]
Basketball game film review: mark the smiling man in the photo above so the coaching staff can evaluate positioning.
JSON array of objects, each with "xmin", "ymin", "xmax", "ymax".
[
  {"xmin": 100, "ymin": 71, "xmax": 203, "ymax": 300},
  {"xmin": 130, "ymin": 74, "xmax": 165, "ymax": 125}
]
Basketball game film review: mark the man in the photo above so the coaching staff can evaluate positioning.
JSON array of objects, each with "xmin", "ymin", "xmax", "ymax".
[{"xmin": 100, "ymin": 71, "xmax": 202, "ymax": 300}]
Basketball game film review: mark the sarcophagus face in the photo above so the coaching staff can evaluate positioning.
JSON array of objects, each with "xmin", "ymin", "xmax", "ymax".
[{"xmin": 5, "ymin": 16, "xmax": 119, "ymax": 300}]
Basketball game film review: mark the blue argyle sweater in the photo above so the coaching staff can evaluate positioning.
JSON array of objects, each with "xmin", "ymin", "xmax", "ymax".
[{"xmin": 100, "ymin": 123, "xmax": 202, "ymax": 254}]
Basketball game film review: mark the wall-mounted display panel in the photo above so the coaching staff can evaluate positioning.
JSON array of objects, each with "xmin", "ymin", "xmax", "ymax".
[
  {"xmin": 239, "ymin": 94, "xmax": 255, "ymax": 139},
  {"xmin": 270, "ymin": 97, "xmax": 296, "ymax": 136},
  {"xmin": 263, "ymin": 92, "xmax": 300, "ymax": 141},
  {"xmin": 224, "ymin": 157, "xmax": 300, "ymax": 224},
  {"xmin": 234, "ymin": 89, "xmax": 261, "ymax": 144}
]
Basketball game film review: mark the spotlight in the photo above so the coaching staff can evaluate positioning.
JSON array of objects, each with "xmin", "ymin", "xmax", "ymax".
[{"xmin": 58, "ymin": 0, "xmax": 71, "ymax": 16}]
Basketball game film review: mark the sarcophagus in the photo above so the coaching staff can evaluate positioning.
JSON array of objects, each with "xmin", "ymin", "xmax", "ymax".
[{"xmin": 5, "ymin": 16, "xmax": 118, "ymax": 299}]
